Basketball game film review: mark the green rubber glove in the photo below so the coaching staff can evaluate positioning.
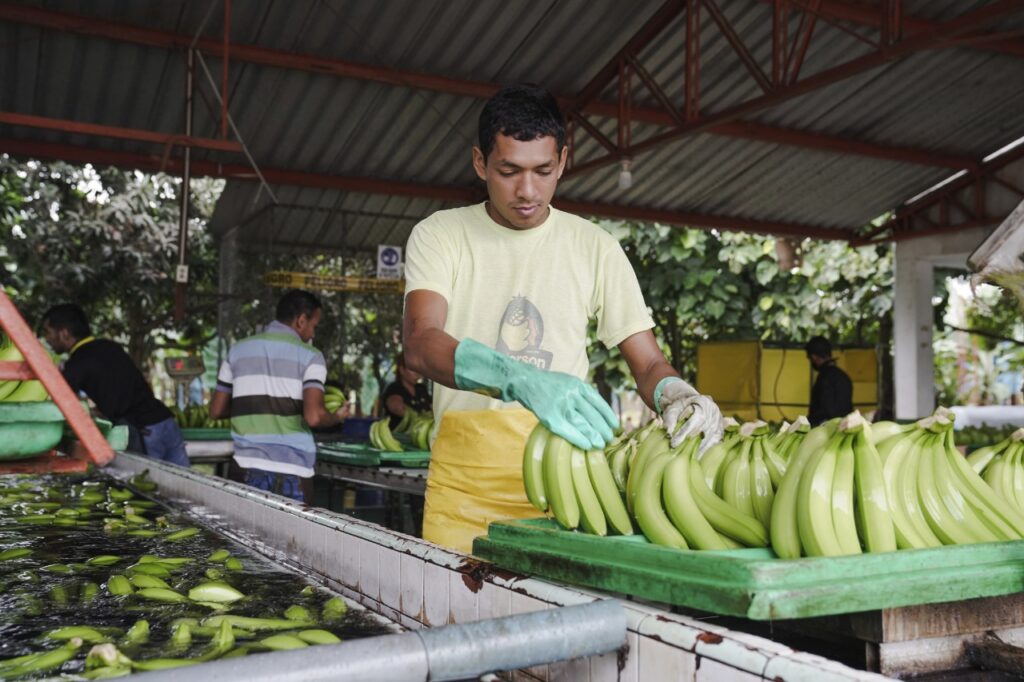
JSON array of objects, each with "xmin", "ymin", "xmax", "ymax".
[{"xmin": 453, "ymin": 338, "xmax": 618, "ymax": 450}]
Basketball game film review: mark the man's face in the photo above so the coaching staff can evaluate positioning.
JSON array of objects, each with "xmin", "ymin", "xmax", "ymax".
[
  {"xmin": 42, "ymin": 321, "xmax": 71, "ymax": 354},
  {"xmin": 473, "ymin": 133, "xmax": 567, "ymax": 230},
  {"xmin": 808, "ymin": 353, "xmax": 826, "ymax": 370},
  {"xmin": 294, "ymin": 309, "xmax": 322, "ymax": 343}
]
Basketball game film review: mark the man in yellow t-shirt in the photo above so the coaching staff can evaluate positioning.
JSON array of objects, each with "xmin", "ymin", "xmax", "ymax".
[{"xmin": 403, "ymin": 83, "xmax": 723, "ymax": 552}]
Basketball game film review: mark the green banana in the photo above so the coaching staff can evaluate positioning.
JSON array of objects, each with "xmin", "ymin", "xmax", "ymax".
[
  {"xmin": 626, "ymin": 427, "xmax": 670, "ymax": 515},
  {"xmin": 663, "ymin": 448, "xmax": 728, "ymax": 550},
  {"xmin": 943, "ymin": 431, "xmax": 1024, "ymax": 538},
  {"xmin": 967, "ymin": 441, "xmax": 1008, "ymax": 474},
  {"xmin": 522, "ymin": 423, "xmax": 549, "ymax": 512},
  {"xmin": 376, "ymin": 420, "xmax": 404, "ymax": 452},
  {"xmin": 748, "ymin": 440, "xmax": 775, "ymax": 529},
  {"xmin": 585, "ymin": 448, "xmax": 633, "ymax": 536},
  {"xmin": 542, "ymin": 434, "xmax": 579, "ymax": 530},
  {"xmin": 202, "ymin": 615, "xmax": 315, "ymax": 631},
  {"xmin": 136, "ymin": 587, "xmax": 188, "ymax": 603},
  {"xmin": 260, "ymin": 634, "xmax": 309, "ymax": 650},
  {"xmin": 721, "ymin": 439, "xmax": 755, "ymax": 519},
  {"xmin": 633, "ymin": 453, "xmax": 688, "ymax": 549},
  {"xmin": 760, "ymin": 438, "xmax": 787, "ymax": 488},
  {"xmin": 898, "ymin": 432, "xmax": 945, "ymax": 547},
  {"xmin": 687, "ymin": 455, "xmax": 768, "ymax": 547},
  {"xmin": 0, "ymin": 640, "xmax": 82, "ymax": 677},
  {"xmin": 696, "ymin": 440, "xmax": 730, "ymax": 491},
  {"xmin": 188, "ymin": 581, "xmax": 246, "ymax": 603},
  {"xmin": 916, "ymin": 434, "xmax": 974, "ymax": 545},
  {"xmin": 296, "ymin": 629, "xmax": 341, "ymax": 645},
  {"xmin": 830, "ymin": 434, "xmax": 862, "ymax": 555},
  {"xmin": 570, "ymin": 447, "xmax": 606, "ymax": 536},
  {"xmin": 129, "ymin": 574, "xmax": 170, "ymax": 589},
  {"xmin": 796, "ymin": 432, "xmax": 844, "ymax": 557},
  {"xmin": 850, "ymin": 426, "xmax": 897, "ymax": 553},
  {"xmin": 608, "ymin": 440, "xmax": 634, "ymax": 493}
]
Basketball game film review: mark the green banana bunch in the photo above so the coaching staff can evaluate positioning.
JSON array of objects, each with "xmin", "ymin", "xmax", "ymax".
[
  {"xmin": 408, "ymin": 417, "xmax": 434, "ymax": 451},
  {"xmin": 523, "ymin": 426, "xmax": 632, "ymax": 536},
  {"xmin": 770, "ymin": 416, "xmax": 810, "ymax": 461},
  {"xmin": 0, "ymin": 335, "xmax": 53, "ymax": 402},
  {"xmin": 324, "ymin": 385, "xmax": 346, "ymax": 414},
  {"xmin": 369, "ymin": 419, "xmax": 403, "ymax": 452}
]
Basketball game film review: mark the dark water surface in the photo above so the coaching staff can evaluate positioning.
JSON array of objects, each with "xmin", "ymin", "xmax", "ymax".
[{"xmin": 0, "ymin": 472, "xmax": 392, "ymax": 679}]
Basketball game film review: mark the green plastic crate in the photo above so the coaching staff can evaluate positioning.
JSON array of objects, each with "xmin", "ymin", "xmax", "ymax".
[
  {"xmin": 474, "ymin": 517, "xmax": 1024, "ymax": 620},
  {"xmin": 0, "ymin": 401, "xmax": 65, "ymax": 460},
  {"xmin": 180, "ymin": 427, "xmax": 232, "ymax": 441},
  {"xmin": 317, "ymin": 443, "xmax": 430, "ymax": 468}
]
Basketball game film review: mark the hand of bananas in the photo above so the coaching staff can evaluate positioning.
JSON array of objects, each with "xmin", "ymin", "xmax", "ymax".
[
  {"xmin": 323, "ymin": 385, "xmax": 347, "ymax": 414},
  {"xmin": 526, "ymin": 407, "xmax": 1024, "ymax": 557},
  {"xmin": 368, "ymin": 418, "xmax": 403, "ymax": 452},
  {"xmin": 0, "ymin": 336, "xmax": 52, "ymax": 402},
  {"xmin": 169, "ymin": 405, "xmax": 228, "ymax": 430},
  {"xmin": 392, "ymin": 409, "xmax": 435, "ymax": 451},
  {"xmin": 966, "ymin": 426, "xmax": 1024, "ymax": 515}
]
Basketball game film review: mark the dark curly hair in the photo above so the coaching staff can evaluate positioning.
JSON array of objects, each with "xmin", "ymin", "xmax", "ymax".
[
  {"xmin": 478, "ymin": 83, "xmax": 566, "ymax": 161},
  {"xmin": 275, "ymin": 289, "xmax": 321, "ymax": 323}
]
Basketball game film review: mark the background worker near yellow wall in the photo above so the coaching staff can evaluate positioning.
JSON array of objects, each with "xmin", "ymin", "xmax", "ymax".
[{"xmin": 403, "ymin": 84, "xmax": 723, "ymax": 553}]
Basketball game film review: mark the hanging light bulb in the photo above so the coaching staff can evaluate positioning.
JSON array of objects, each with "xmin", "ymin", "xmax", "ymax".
[{"xmin": 617, "ymin": 158, "xmax": 633, "ymax": 190}]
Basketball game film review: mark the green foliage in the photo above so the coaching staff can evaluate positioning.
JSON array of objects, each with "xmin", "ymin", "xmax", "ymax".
[
  {"xmin": 0, "ymin": 156, "xmax": 222, "ymax": 368},
  {"xmin": 589, "ymin": 220, "xmax": 894, "ymax": 394}
]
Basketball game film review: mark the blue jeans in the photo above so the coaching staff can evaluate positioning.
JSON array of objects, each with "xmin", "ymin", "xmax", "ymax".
[
  {"xmin": 244, "ymin": 469, "xmax": 304, "ymax": 502},
  {"xmin": 142, "ymin": 417, "xmax": 191, "ymax": 467}
]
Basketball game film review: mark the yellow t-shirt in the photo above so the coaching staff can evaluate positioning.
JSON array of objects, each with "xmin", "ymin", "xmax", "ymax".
[{"xmin": 404, "ymin": 202, "xmax": 654, "ymax": 420}]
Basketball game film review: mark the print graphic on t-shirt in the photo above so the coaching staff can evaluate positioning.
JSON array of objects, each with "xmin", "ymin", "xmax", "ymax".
[{"xmin": 495, "ymin": 296, "xmax": 554, "ymax": 370}]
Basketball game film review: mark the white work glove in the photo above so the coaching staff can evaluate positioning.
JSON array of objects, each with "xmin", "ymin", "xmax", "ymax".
[{"xmin": 655, "ymin": 377, "xmax": 724, "ymax": 452}]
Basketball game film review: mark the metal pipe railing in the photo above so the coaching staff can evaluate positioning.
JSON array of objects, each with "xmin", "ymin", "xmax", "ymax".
[{"xmin": 137, "ymin": 599, "xmax": 626, "ymax": 682}]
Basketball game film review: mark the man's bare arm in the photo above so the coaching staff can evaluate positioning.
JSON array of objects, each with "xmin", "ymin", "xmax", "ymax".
[
  {"xmin": 402, "ymin": 290, "xmax": 459, "ymax": 388},
  {"xmin": 618, "ymin": 329, "xmax": 678, "ymax": 411}
]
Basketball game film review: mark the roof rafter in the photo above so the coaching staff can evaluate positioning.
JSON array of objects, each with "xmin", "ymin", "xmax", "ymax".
[
  {"xmin": 0, "ymin": 136, "xmax": 852, "ymax": 241},
  {"xmin": 0, "ymin": 3, "xmax": 973, "ymax": 170},
  {"xmin": 564, "ymin": 0, "xmax": 1024, "ymax": 180},
  {"xmin": 755, "ymin": 0, "xmax": 1024, "ymax": 58}
]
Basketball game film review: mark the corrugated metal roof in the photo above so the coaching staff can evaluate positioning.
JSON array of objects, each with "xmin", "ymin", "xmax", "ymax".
[{"xmin": 2, "ymin": 0, "xmax": 1024, "ymax": 250}]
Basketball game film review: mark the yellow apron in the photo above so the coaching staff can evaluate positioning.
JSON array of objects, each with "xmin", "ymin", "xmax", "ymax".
[{"xmin": 422, "ymin": 408, "xmax": 539, "ymax": 553}]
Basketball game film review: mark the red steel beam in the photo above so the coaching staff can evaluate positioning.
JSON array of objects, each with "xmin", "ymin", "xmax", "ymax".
[
  {"xmin": 0, "ymin": 4, "xmax": 973, "ymax": 170},
  {"xmin": 756, "ymin": 0, "xmax": 1024, "ymax": 57},
  {"xmin": 568, "ymin": 0, "xmax": 686, "ymax": 115},
  {"xmin": 221, "ymin": 0, "xmax": 230, "ymax": 139},
  {"xmin": 0, "ymin": 136, "xmax": 849, "ymax": 240},
  {"xmin": 855, "ymin": 142, "xmax": 1024, "ymax": 243},
  {"xmin": 712, "ymin": 120, "xmax": 976, "ymax": 170},
  {"xmin": 565, "ymin": 0, "xmax": 1024, "ymax": 179},
  {"xmin": 557, "ymin": 197, "xmax": 853, "ymax": 240},
  {"xmin": 0, "ymin": 111, "xmax": 242, "ymax": 153},
  {"xmin": 703, "ymin": 0, "xmax": 772, "ymax": 93}
]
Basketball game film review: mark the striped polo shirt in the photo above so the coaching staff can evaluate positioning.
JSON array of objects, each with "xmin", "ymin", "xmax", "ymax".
[{"xmin": 216, "ymin": 320, "xmax": 327, "ymax": 477}]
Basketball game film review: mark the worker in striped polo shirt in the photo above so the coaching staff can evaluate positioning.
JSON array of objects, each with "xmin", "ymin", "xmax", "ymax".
[{"xmin": 210, "ymin": 289, "xmax": 349, "ymax": 501}]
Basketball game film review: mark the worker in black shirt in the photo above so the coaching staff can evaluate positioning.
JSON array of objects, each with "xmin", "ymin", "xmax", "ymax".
[
  {"xmin": 381, "ymin": 352, "xmax": 432, "ymax": 430},
  {"xmin": 40, "ymin": 303, "xmax": 190, "ymax": 466},
  {"xmin": 805, "ymin": 336, "xmax": 854, "ymax": 426}
]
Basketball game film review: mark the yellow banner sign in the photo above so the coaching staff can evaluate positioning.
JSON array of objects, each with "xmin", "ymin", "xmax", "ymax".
[{"xmin": 263, "ymin": 271, "xmax": 404, "ymax": 294}]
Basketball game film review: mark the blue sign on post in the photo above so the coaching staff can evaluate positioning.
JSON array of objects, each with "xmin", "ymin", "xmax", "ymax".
[{"xmin": 377, "ymin": 245, "xmax": 403, "ymax": 279}]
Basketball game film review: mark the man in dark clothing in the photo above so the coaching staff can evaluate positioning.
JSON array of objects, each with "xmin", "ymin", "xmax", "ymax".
[
  {"xmin": 805, "ymin": 336, "xmax": 853, "ymax": 426},
  {"xmin": 381, "ymin": 352, "xmax": 432, "ymax": 430},
  {"xmin": 41, "ymin": 303, "xmax": 190, "ymax": 466}
]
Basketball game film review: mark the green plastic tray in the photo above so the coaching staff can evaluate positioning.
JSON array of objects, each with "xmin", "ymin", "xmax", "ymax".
[
  {"xmin": 180, "ymin": 427, "xmax": 232, "ymax": 441},
  {"xmin": 317, "ymin": 443, "xmax": 430, "ymax": 468},
  {"xmin": 0, "ymin": 401, "xmax": 65, "ymax": 460},
  {"xmin": 473, "ymin": 518, "xmax": 1024, "ymax": 621}
]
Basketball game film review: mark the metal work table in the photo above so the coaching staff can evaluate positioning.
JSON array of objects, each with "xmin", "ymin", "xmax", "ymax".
[
  {"xmin": 314, "ymin": 460, "xmax": 427, "ymax": 496},
  {"xmin": 183, "ymin": 439, "xmax": 233, "ymax": 477}
]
